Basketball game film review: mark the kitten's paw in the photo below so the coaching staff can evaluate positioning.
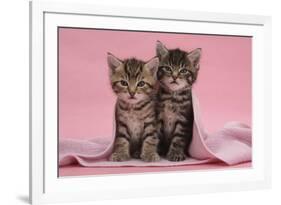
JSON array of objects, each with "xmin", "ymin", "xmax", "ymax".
[
  {"xmin": 141, "ymin": 152, "xmax": 161, "ymax": 162},
  {"xmin": 167, "ymin": 151, "xmax": 186, "ymax": 162},
  {"xmin": 109, "ymin": 152, "xmax": 130, "ymax": 162}
]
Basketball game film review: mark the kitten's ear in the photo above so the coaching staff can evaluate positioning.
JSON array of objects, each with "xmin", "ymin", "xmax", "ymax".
[
  {"xmin": 156, "ymin": 40, "xmax": 169, "ymax": 59},
  {"xmin": 187, "ymin": 48, "xmax": 201, "ymax": 69},
  {"xmin": 144, "ymin": 57, "xmax": 159, "ymax": 77},
  {"xmin": 107, "ymin": 52, "xmax": 123, "ymax": 72}
]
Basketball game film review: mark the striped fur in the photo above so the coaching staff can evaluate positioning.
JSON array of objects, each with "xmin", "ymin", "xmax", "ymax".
[
  {"xmin": 107, "ymin": 53, "xmax": 160, "ymax": 162},
  {"xmin": 156, "ymin": 41, "xmax": 201, "ymax": 161}
]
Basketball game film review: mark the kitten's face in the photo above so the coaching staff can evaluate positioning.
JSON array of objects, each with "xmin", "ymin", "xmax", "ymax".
[
  {"xmin": 107, "ymin": 53, "xmax": 159, "ymax": 104},
  {"xmin": 156, "ymin": 41, "xmax": 201, "ymax": 91}
]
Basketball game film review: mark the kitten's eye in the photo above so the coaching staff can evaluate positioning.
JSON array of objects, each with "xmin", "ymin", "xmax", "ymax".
[
  {"xmin": 137, "ymin": 81, "xmax": 145, "ymax": 87},
  {"xmin": 162, "ymin": 66, "xmax": 172, "ymax": 73},
  {"xmin": 120, "ymin": 80, "xmax": 128, "ymax": 87},
  {"xmin": 180, "ymin": 68, "xmax": 188, "ymax": 74}
]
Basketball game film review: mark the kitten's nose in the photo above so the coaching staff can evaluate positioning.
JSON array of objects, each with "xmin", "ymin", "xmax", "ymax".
[
  {"xmin": 172, "ymin": 71, "xmax": 178, "ymax": 80},
  {"xmin": 129, "ymin": 91, "xmax": 136, "ymax": 98},
  {"xmin": 172, "ymin": 75, "xmax": 178, "ymax": 81}
]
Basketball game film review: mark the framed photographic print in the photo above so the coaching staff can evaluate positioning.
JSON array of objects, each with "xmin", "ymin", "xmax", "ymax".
[{"xmin": 30, "ymin": 0, "xmax": 271, "ymax": 204}]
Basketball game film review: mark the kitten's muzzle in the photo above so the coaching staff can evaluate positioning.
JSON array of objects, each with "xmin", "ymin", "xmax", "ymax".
[
  {"xmin": 170, "ymin": 77, "xmax": 178, "ymax": 84},
  {"xmin": 128, "ymin": 91, "xmax": 136, "ymax": 98},
  {"xmin": 129, "ymin": 96, "xmax": 136, "ymax": 99},
  {"xmin": 171, "ymin": 75, "xmax": 179, "ymax": 84}
]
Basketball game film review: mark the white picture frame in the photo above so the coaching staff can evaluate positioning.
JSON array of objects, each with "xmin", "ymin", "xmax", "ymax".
[{"xmin": 29, "ymin": 0, "xmax": 272, "ymax": 204}]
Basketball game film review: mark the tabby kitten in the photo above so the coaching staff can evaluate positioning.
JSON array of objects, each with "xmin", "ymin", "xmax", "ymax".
[
  {"xmin": 107, "ymin": 53, "xmax": 160, "ymax": 162},
  {"xmin": 156, "ymin": 41, "xmax": 201, "ymax": 161}
]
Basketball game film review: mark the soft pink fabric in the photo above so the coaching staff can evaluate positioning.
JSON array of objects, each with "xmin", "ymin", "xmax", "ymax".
[{"xmin": 59, "ymin": 92, "xmax": 251, "ymax": 167}]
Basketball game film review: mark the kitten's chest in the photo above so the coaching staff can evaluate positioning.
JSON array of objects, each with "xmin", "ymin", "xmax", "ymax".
[
  {"xmin": 160, "ymin": 93, "xmax": 192, "ymax": 135},
  {"xmin": 162, "ymin": 100, "xmax": 179, "ymax": 134},
  {"xmin": 122, "ymin": 110, "xmax": 143, "ymax": 137}
]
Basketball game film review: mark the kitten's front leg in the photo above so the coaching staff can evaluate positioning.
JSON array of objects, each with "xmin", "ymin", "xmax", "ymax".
[
  {"xmin": 109, "ymin": 137, "xmax": 131, "ymax": 162},
  {"xmin": 157, "ymin": 117, "xmax": 168, "ymax": 156},
  {"xmin": 141, "ymin": 134, "xmax": 160, "ymax": 162},
  {"xmin": 167, "ymin": 136, "xmax": 187, "ymax": 161},
  {"xmin": 140, "ymin": 118, "xmax": 160, "ymax": 162}
]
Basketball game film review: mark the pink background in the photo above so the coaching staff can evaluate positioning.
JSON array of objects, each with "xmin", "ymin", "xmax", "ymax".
[{"xmin": 59, "ymin": 28, "xmax": 251, "ymax": 141}]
